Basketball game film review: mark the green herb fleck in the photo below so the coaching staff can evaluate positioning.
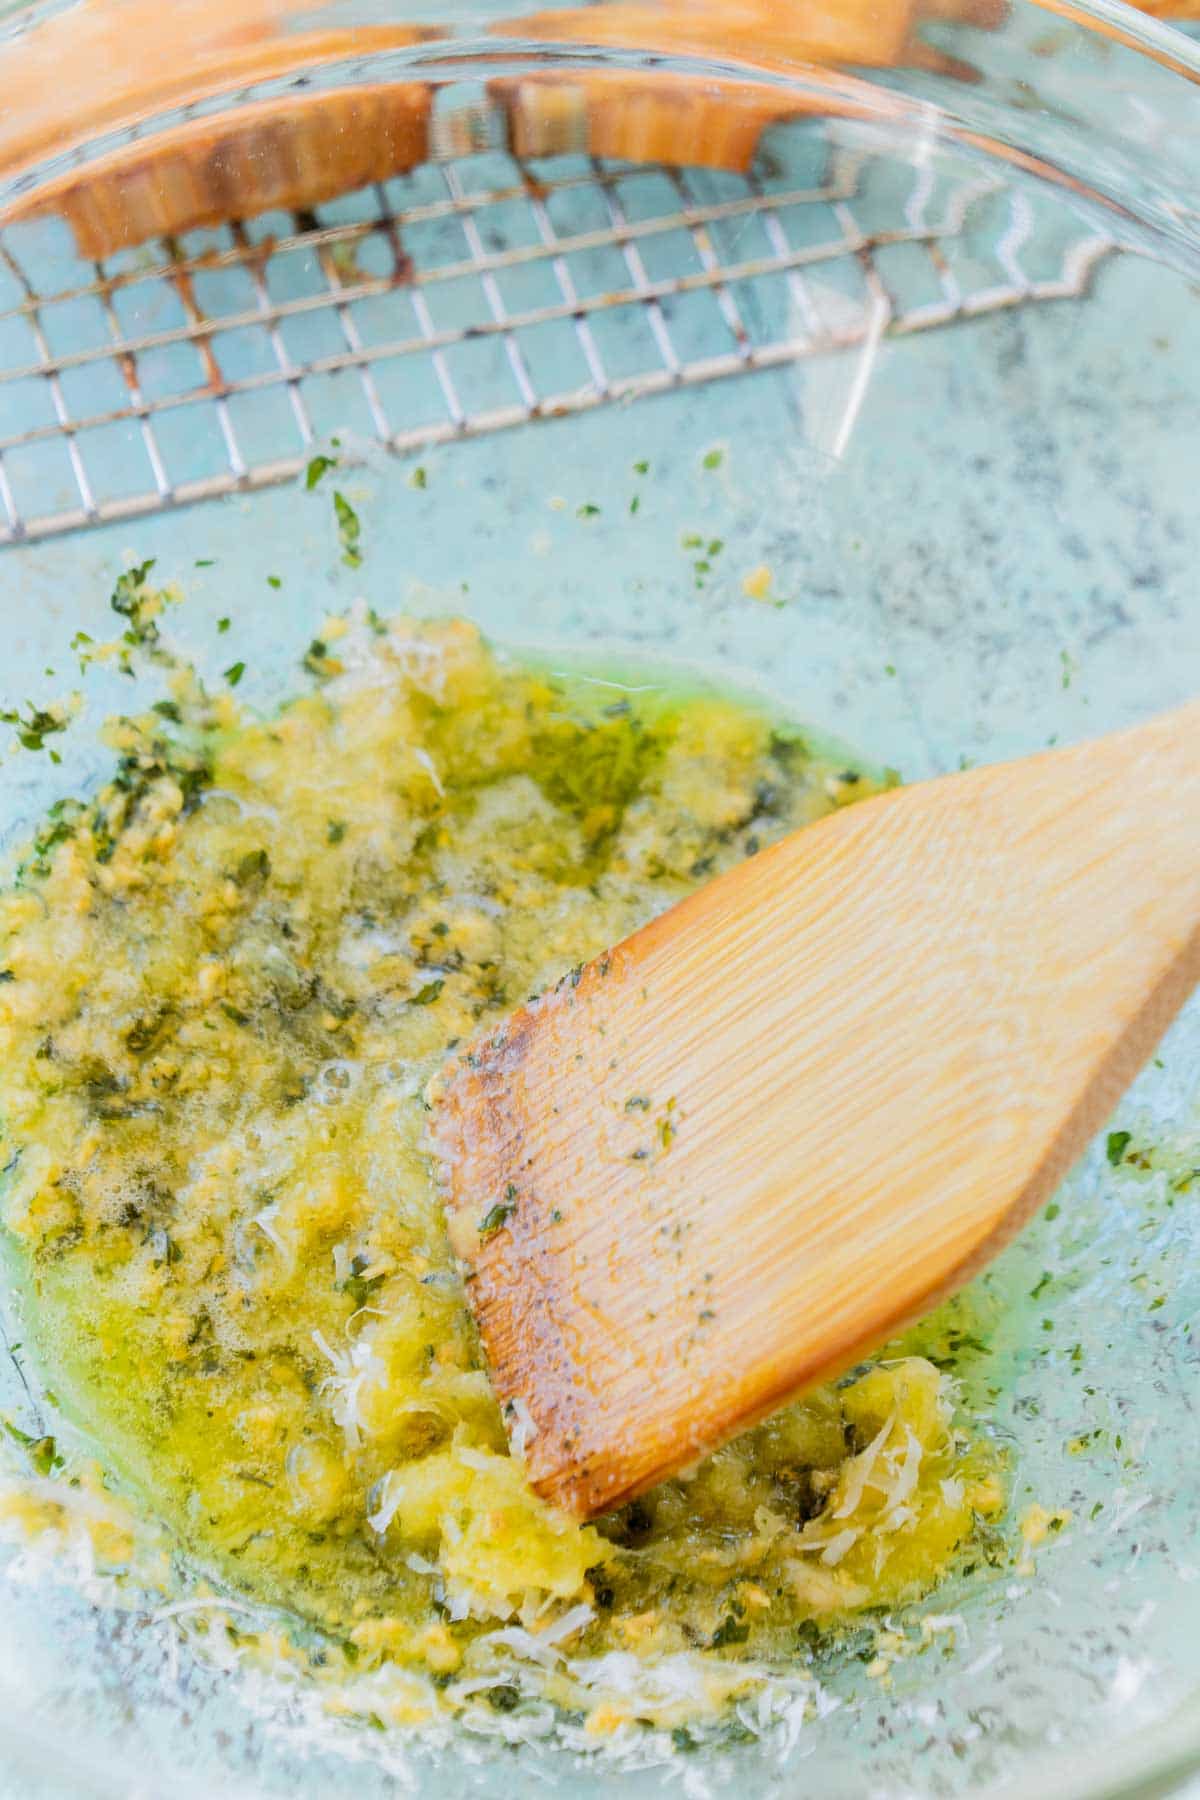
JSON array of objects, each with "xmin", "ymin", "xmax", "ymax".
[
  {"xmin": 1030, "ymin": 1270, "xmax": 1053, "ymax": 1300},
  {"xmin": 110, "ymin": 559, "xmax": 158, "ymax": 636},
  {"xmin": 306, "ymin": 454, "xmax": 337, "ymax": 490},
  {"xmin": 333, "ymin": 492, "xmax": 362, "ymax": 568},
  {"xmin": 1, "ymin": 1419, "xmax": 63, "ymax": 1477},
  {"xmin": 409, "ymin": 466, "xmax": 428, "ymax": 490},
  {"xmin": 195, "ymin": 558, "xmax": 215, "ymax": 568},
  {"xmin": 629, "ymin": 496, "xmax": 640, "ymax": 515},
  {"xmin": 326, "ymin": 820, "xmax": 347, "ymax": 845},
  {"xmin": 577, "ymin": 503, "xmax": 601, "ymax": 519},
  {"xmin": 702, "ymin": 447, "xmax": 724, "ymax": 470},
  {"xmin": 224, "ymin": 660, "xmax": 246, "ymax": 688},
  {"xmin": 342, "ymin": 1257, "xmax": 387, "ymax": 1309},
  {"xmin": 479, "ymin": 1197, "xmax": 516, "ymax": 1238},
  {"xmin": 410, "ymin": 979, "xmax": 444, "ymax": 1006},
  {"xmin": 0, "ymin": 702, "xmax": 69, "ymax": 754},
  {"xmin": 1044, "ymin": 1201, "xmax": 1060, "ymax": 1221},
  {"xmin": 710, "ymin": 1614, "xmax": 749, "ymax": 1648},
  {"xmin": 233, "ymin": 847, "xmax": 271, "ymax": 887},
  {"xmin": 633, "ymin": 459, "xmax": 649, "ymax": 475},
  {"xmin": 1106, "ymin": 1130, "xmax": 1132, "ymax": 1167},
  {"xmin": 217, "ymin": 616, "xmax": 231, "ymax": 633},
  {"xmin": 266, "ymin": 575, "xmax": 282, "ymax": 591}
]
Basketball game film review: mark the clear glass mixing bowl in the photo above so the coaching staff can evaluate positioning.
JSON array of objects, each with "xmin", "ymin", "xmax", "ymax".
[{"xmin": 1, "ymin": 3, "xmax": 1199, "ymax": 1796}]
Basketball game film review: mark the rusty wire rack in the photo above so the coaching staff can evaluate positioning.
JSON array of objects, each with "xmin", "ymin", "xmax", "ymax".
[{"xmin": 0, "ymin": 140, "xmax": 1117, "ymax": 546}]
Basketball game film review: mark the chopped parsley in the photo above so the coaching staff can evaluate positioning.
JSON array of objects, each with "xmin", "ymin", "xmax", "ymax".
[
  {"xmin": 478, "ymin": 1194, "xmax": 516, "ymax": 1238},
  {"xmin": 326, "ymin": 820, "xmax": 347, "ymax": 845},
  {"xmin": 108, "ymin": 559, "xmax": 169, "ymax": 673},
  {"xmin": 303, "ymin": 638, "xmax": 331, "ymax": 679},
  {"xmin": 266, "ymin": 575, "xmax": 282, "ymax": 591},
  {"xmin": 1, "ymin": 1418, "xmax": 63, "ymax": 1477},
  {"xmin": 702, "ymin": 447, "xmax": 724, "ymax": 470},
  {"xmin": 305, "ymin": 453, "xmax": 337, "ymax": 490},
  {"xmin": 223, "ymin": 661, "xmax": 246, "ymax": 688},
  {"xmin": 333, "ymin": 491, "xmax": 362, "ymax": 568},
  {"xmin": 0, "ymin": 701, "xmax": 69, "ymax": 754},
  {"xmin": 1106, "ymin": 1130, "xmax": 1132, "ymax": 1167},
  {"xmin": 217, "ymin": 616, "xmax": 231, "ymax": 633},
  {"xmin": 410, "ymin": 979, "xmax": 444, "ymax": 1006},
  {"xmin": 342, "ymin": 1256, "xmax": 387, "ymax": 1309},
  {"xmin": 233, "ymin": 847, "xmax": 271, "ymax": 887}
]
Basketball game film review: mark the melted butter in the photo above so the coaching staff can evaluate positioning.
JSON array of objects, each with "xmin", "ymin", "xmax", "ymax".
[{"xmin": 0, "ymin": 600, "xmax": 1002, "ymax": 1728}]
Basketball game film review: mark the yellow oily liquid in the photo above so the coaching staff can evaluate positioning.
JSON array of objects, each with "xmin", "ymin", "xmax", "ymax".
[{"xmin": 0, "ymin": 603, "xmax": 1002, "ymax": 1730}]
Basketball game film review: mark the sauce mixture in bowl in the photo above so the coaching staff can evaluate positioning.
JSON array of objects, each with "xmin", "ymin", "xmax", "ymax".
[{"xmin": 0, "ymin": 576, "xmax": 1002, "ymax": 1734}]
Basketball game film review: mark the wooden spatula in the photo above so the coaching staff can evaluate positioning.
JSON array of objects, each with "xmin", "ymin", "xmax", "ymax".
[{"xmin": 431, "ymin": 701, "xmax": 1200, "ymax": 1520}]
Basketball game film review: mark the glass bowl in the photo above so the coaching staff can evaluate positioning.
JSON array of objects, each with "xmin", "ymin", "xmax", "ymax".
[{"xmin": 1, "ymin": 4, "xmax": 1199, "ymax": 1796}]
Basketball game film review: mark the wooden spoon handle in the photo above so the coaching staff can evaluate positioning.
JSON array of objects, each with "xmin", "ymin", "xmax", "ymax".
[{"xmin": 435, "ymin": 698, "xmax": 1200, "ymax": 1515}]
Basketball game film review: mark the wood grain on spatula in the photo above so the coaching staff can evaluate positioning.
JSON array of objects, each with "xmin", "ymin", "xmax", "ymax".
[{"xmin": 431, "ymin": 702, "xmax": 1200, "ymax": 1520}]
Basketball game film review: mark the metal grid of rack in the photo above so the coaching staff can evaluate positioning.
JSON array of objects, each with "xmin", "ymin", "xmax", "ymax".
[{"xmin": 0, "ymin": 144, "xmax": 1116, "ymax": 546}]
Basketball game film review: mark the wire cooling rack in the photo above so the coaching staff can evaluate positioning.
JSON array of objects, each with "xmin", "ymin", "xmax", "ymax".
[{"xmin": 0, "ymin": 139, "xmax": 1117, "ymax": 546}]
